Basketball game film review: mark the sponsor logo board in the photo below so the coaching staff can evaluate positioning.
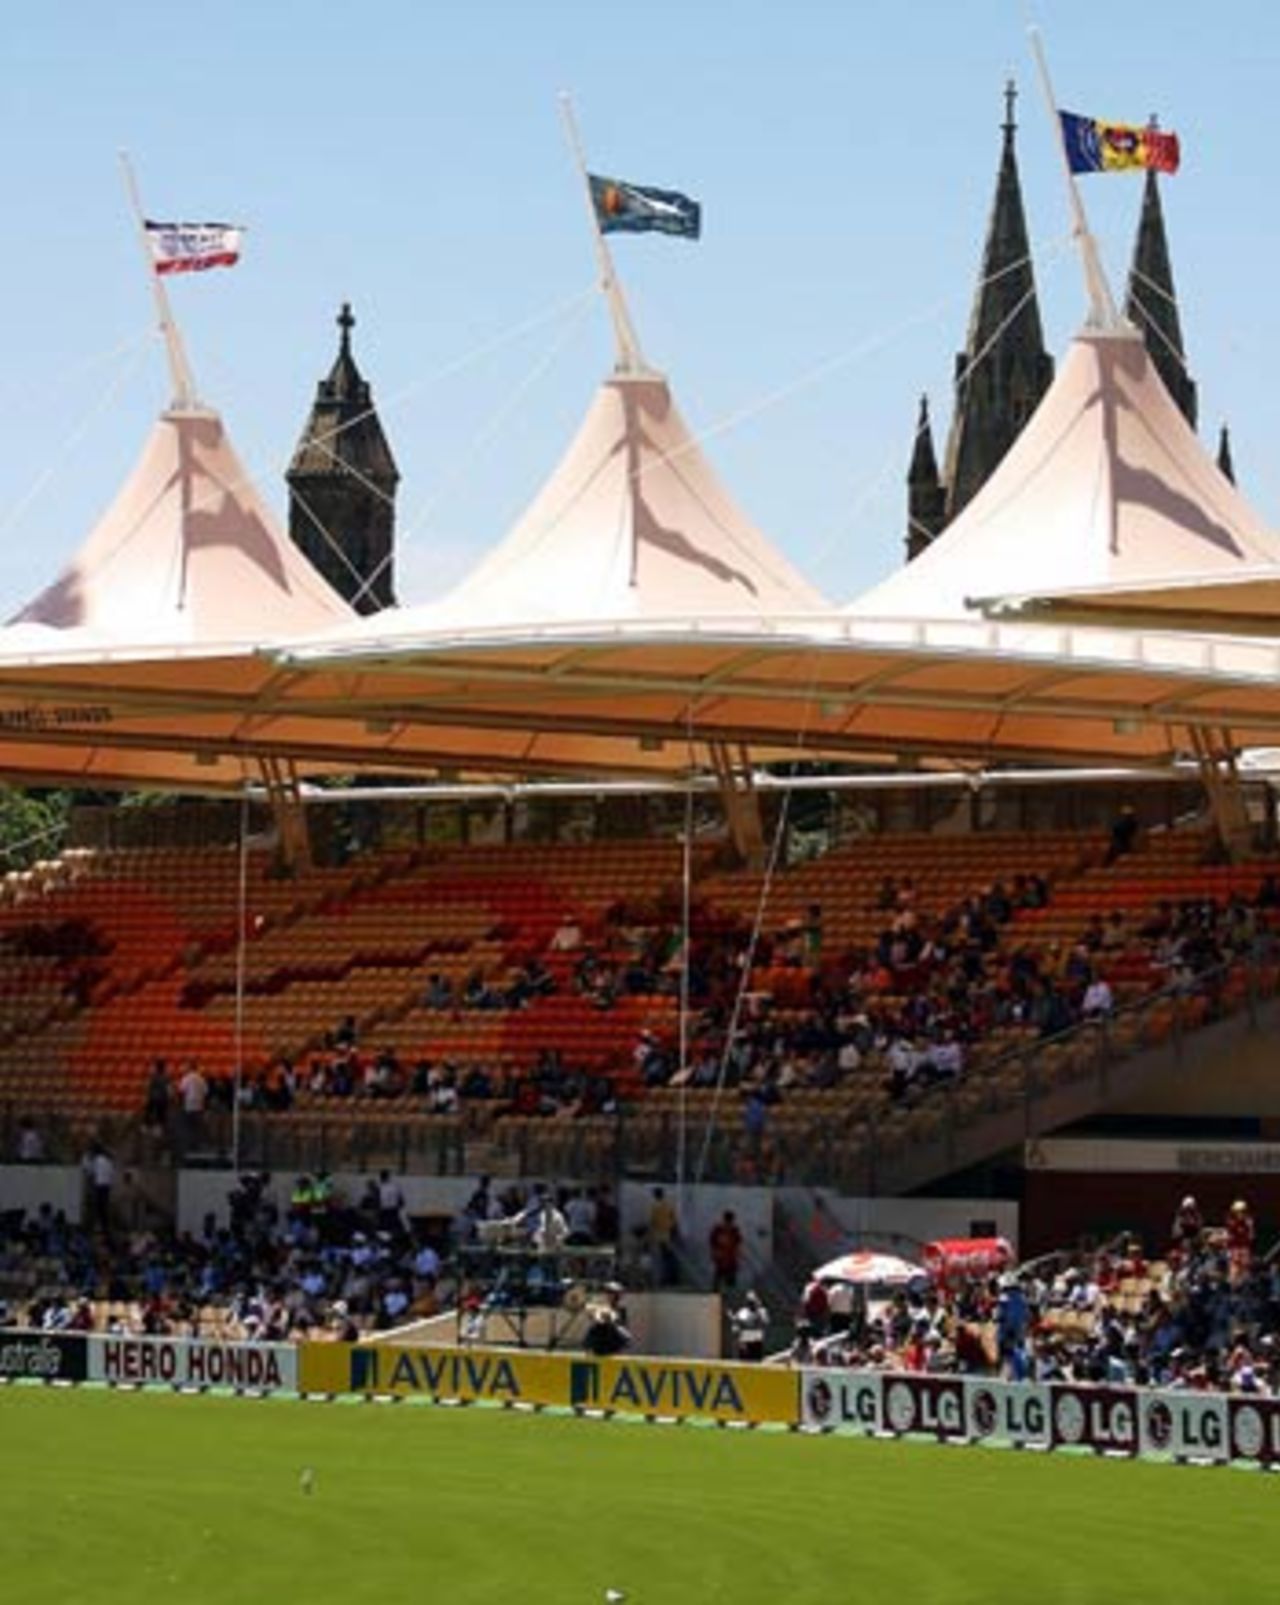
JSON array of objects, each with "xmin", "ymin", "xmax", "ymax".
[
  {"xmin": 882, "ymin": 1374, "xmax": 967, "ymax": 1440},
  {"xmin": 1049, "ymin": 1384, "xmax": 1137, "ymax": 1454},
  {"xmin": 965, "ymin": 1379, "xmax": 1051, "ymax": 1447},
  {"xmin": 1139, "ymin": 1391, "xmax": 1229, "ymax": 1462},
  {"xmin": 87, "ymin": 1336, "xmax": 296, "ymax": 1391},
  {"xmin": 0, "ymin": 1330, "xmax": 87, "ymax": 1381},
  {"xmin": 570, "ymin": 1358, "xmax": 795, "ymax": 1424},
  {"xmin": 801, "ymin": 1371, "xmax": 882, "ymax": 1432},
  {"xmin": 1228, "ymin": 1396, "xmax": 1280, "ymax": 1464},
  {"xmin": 297, "ymin": 1344, "xmax": 796, "ymax": 1425}
]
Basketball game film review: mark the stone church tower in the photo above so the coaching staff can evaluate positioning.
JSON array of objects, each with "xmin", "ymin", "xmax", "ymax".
[
  {"xmin": 287, "ymin": 304, "xmax": 399, "ymax": 614},
  {"xmin": 1126, "ymin": 165, "xmax": 1197, "ymax": 430},
  {"xmin": 905, "ymin": 83, "xmax": 1054, "ymax": 561}
]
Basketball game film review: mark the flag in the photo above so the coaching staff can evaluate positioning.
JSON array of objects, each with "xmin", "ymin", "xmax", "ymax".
[
  {"xmin": 1059, "ymin": 112, "xmax": 1180, "ymax": 176},
  {"xmin": 589, "ymin": 175, "xmax": 701, "ymax": 239},
  {"xmin": 144, "ymin": 220, "xmax": 244, "ymax": 275}
]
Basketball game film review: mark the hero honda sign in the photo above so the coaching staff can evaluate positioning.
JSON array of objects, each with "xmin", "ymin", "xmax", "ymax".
[{"xmin": 88, "ymin": 1335, "xmax": 297, "ymax": 1391}]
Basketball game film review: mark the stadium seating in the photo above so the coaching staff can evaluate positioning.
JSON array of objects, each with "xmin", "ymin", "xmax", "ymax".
[{"xmin": 0, "ymin": 819, "xmax": 1275, "ymax": 1188}]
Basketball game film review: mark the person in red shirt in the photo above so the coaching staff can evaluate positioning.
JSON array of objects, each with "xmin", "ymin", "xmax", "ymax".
[{"xmin": 709, "ymin": 1210, "xmax": 744, "ymax": 1293}]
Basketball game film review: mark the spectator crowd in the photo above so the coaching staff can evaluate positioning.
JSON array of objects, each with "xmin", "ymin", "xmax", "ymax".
[{"xmin": 785, "ymin": 1194, "xmax": 1280, "ymax": 1397}]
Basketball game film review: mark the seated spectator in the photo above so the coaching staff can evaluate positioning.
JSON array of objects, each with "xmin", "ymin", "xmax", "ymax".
[
  {"xmin": 422, "ymin": 973, "xmax": 453, "ymax": 1009},
  {"xmin": 549, "ymin": 914, "xmax": 583, "ymax": 953}
]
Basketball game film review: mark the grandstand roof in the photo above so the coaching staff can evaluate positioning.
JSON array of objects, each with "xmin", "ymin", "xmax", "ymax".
[
  {"xmin": 8, "ymin": 406, "xmax": 351, "ymax": 649},
  {"xmin": 6, "ymin": 325, "xmax": 1280, "ymax": 789},
  {"xmin": 4, "ymin": 597, "xmax": 1280, "ymax": 791},
  {"xmin": 848, "ymin": 327, "xmax": 1280, "ymax": 622},
  {"xmin": 975, "ymin": 570, "xmax": 1280, "ymax": 638}
]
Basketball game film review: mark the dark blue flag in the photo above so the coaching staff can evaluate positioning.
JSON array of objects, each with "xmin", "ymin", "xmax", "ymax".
[{"xmin": 589, "ymin": 174, "xmax": 701, "ymax": 239}]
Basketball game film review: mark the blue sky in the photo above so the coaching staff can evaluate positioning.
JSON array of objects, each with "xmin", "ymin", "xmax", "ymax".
[{"xmin": 2, "ymin": 0, "xmax": 1276, "ymax": 612}]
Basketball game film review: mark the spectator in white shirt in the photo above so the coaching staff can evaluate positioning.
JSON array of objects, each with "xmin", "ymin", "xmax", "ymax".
[
  {"xmin": 1082, "ymin": 976, "xmax": 1114, "ymax": 1018},
  {"xmin": 179, "ymin": 1062, "xmax": 208, "ymax": 1114},
  {"xmin": 16, "ymin": 1119, "xmax": 43, "ymax": 1163}
]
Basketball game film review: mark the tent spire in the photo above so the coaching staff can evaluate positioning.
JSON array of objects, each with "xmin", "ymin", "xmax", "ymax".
[
  {"xmin": 118, "ymin": 151, "xmax": 199, "ymax": 411},
  {"xmin": 1026, "ymin": 28, "xmax": 1122, "ymax": 333},
  {"xmin": 558, "ymin": 93, "xmax": 648, "ymax": 376}
]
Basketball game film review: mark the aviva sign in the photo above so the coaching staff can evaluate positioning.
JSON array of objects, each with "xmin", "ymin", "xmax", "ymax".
[
  {"xmin": 297, "ymin": 1343, "xmax": 797, "ymax": 1425},
  {"xmin": 569, "ymin": 1358, "xmax": 792, "ymax": 1423}
]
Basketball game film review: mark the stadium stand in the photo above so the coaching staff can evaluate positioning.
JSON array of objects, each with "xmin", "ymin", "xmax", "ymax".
[{"xmin": 0, "ymin": 811, "xmax": 1277, "ymax": 1193}]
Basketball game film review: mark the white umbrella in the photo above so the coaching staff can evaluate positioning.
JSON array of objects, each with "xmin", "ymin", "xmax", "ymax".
[{"xmin": 812, "ymin": 1250, "xmax": 925, "ymax": 1286}]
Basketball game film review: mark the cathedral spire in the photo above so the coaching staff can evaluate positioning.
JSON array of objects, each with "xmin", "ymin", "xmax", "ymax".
[
  {"xmin": 942, "ymin": 79, "xmax": 1054, "ymax": 521},
  {"xmin": 906, "ymin": 395, "xmax": 945, "ymax": 562},
  {"xmin": 287, "ymin": 303, "xmax": 400, "ymax": 614},
  {"xmin": 1126, "ymin": 160, "xmax": 1197, "ymax": 429},
  {"xmin": 1217, "ymin": 423, "xmax": 1236, "ymax": 485}
]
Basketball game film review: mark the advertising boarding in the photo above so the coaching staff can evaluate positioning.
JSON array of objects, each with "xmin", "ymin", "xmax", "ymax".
[
  {"xmin": 298, "ymin": 1342, "xmax": 798, "ymax": 1424},
  {"xmin": 87, "ymin": 1334, "xmax": 297, "ymax": 1392},
  {"xmin": 0, "ymin": 1330, "xmax": 87, "ymax": 1382}
]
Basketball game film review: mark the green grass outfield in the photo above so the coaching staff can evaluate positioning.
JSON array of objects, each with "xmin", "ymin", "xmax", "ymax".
[{"xmin": 2, "ymin": 1385, "xmax": 1277, "ymax": 1604}]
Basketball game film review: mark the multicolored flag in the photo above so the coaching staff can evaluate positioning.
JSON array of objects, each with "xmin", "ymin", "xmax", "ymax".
[
  {"xmin": 144, "ymin": 221, "xmax": 244, "ymax": 275},
  {"xmin": 1059, "ymin": 112, "xmax": 1180, "ymax": 176},
  {"xmin": 589, "ymin": 175, "xmax": 701, "ymax": 239}
]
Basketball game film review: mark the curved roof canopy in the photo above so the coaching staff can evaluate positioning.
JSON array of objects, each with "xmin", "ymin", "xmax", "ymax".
[
  {"xmin": 849, "ymin": 328, "xmax": 1280, "ymax": 623},
  {"xmin": 10, "ymin": 406, "xmax": 351, "ymax": 650},
  {"xmin": 309, "ymin": 367, "xmax": 826, "ymax": 647}
]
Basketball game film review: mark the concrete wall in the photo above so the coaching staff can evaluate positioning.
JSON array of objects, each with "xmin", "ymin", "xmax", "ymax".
[
  {"xmin": 1112, "ymin": 1024, "xmax": 1280, "ymax": 1119},
  {"xmin": 0, "ymin": 1165, "xmax": 84, "ymax": 1223},
  {"xmin": 619, "ymin": 1182, "xmax": 773, "ymax": 1286},
  {"xmin": 176, "ymin": 1170, "xmax": 480, "ymax": 1235}
]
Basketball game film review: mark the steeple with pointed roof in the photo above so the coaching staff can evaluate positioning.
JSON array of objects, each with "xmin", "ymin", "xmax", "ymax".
[
  {"xmin": 941, "ymin": 81, "xmax": 1054, "ymax": 522},
  {"xmin": 1126, "ymin": 163, "xmax": 1197, "ymax": 429},
  {"xmin": 906, "ymin": 395, "xmax": 945, "ymax": 562},
  {"xmin": 287, "ymin": 303, "xmax": 399, "ymax": 615},
  {"xmin": 1217, "ymin": 424, "xmax": 1235, "ymax": 485}
]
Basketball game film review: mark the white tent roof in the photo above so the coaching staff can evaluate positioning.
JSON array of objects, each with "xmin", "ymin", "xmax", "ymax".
[
  {"xmin": 848, "ymin": 328, "xmax": 1280, "ymax": 622},
  {"xmin": 10, "ymin": 406, "xmax": 351, "ymax": 648},
  {"xmin": 309, "ymin": 368, "xmax": 826, "ymax": 645}
]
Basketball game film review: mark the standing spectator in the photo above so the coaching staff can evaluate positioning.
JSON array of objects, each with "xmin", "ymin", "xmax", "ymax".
[
  {"xmin": 1105, "ymin": 804, "xmax": 1140, "ymax": 865},
  {"xmin": 15, "ymin": 1118, "xmax": 43, "ymax": 1164},
  {"xmin": 564, "ymin": 1189, "xmax": 597, "ymax": 1244},
  {"xmin": 996, "ymin": 1274, "xmax": 1030, "ymax": 1380},
  {"xmin": 178, "ymin": 1060, "xmax": 208, "ymax": 1148},
  {"xmin": 377, "ymin": 1170, "xmax": 405, "ymax": 1237},
  {"xmin": 731, "ymin": 1291, "xmax": 768, "ymax": 1361},
  {"xmin": 648, "ymin": 1187, "xmax": 679, "ymax": 1286},
  {"xmin": 1171, "ymin": 1194, "xmax": 1204, "ymax": 1257},
  {"xmin": 143, "ymin": 1060, "xmax": 171, "ymax": 1131},
  {"xmin": 1081, "ymin": 973, "xmax": 1115, "ymax": 1019},
  {"xmin": 801, "ymin": 1275, "xmax": 831, "ymax": 1337},
  {"xmin": 83, "ymin": 1142, "xmax": 114, "ymax": 1233},
  {"xmin": 826, "ymin": 1276, "xmax": 856, "ymax": 1337},
  {"xmin": 1227, "ymin": 1199, "xmax": 1256, "ymax": 1284},
  {"xmin": 709, "ymin": 1209, "xmax": 744, "ymax": 1293}
]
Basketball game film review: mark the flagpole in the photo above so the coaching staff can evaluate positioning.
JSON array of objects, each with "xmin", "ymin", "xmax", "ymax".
[
  {"xmin": 1026, "ymin": 28, "xmax": 1121, "ymax": 332},
  {"xmin": 557, "ymin": 92, "xmax": 647, "ymax": 375},
  {"xmin": 118, "ymin": 150, "xmax": 199, "ymax": 409}
]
